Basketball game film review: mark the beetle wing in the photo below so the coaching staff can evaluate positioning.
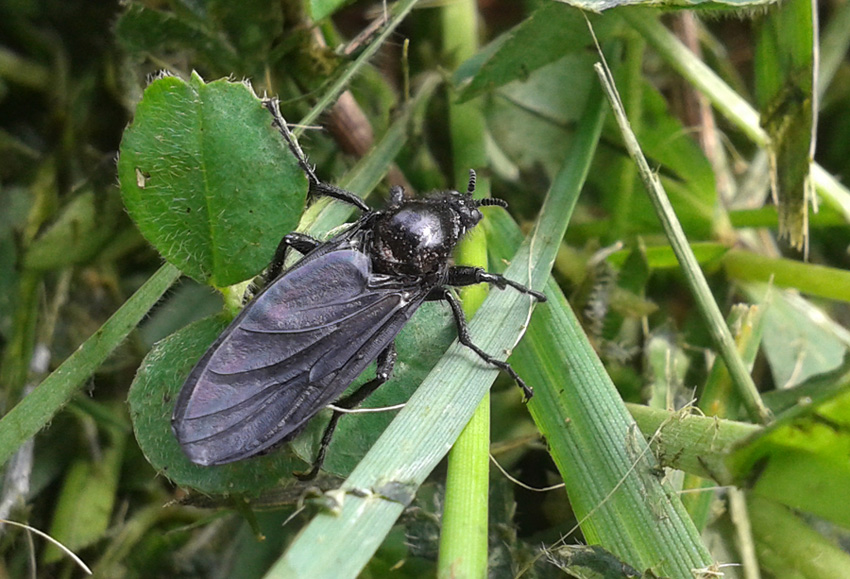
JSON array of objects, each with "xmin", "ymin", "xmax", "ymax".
[{"xmin": 172, "ymin": 247, "xmax": 428, "ymax": 466}]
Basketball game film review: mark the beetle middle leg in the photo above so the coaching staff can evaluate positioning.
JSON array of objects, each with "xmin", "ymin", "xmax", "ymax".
[
  {"xmin": 295, "ymin": 344, "xmax": 398, "ymax": 480},
  {"xmin": 428, "ymin": 285, "xmax": 536, "ymax": 400},
  {"xmin": 268, "ymin": 232, "xmax": 321, "ymax": 278},
  {"xmin": 243, "ymin": 232, "xmax": 321, "ymax": 304}
]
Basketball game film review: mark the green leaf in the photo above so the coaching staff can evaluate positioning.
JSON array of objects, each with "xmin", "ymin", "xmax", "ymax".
[
  {"xmin": 128, "ymin": 315, "xmax": 305, "ymax": 495},
  {"xmin": 755, "ymin": 288, "xmax": 850, "ymax": 388},
  {"xmin": 484, "ymin": 52, "xmax": 599, "ymax": 179},
  {"xmin": 455, "ymin": 5, "xmax": 618, "ymax": 103},
  {"xmin": 117, "ymin": 72, "xmax": 307, "ymax": 287},
  {"xmin": 728, "ymin": 384, "xmax": 850, "ymax": 529}
]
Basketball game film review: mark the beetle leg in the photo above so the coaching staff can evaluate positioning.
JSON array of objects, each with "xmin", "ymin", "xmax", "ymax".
[
  {"xmin": 295, "ymin": 344, "xmax": 398, "ymax": 480},
  {"xmin": 428, "ymin": 286, "xmax": 534, "ymax": 400},
  {"xmin": 268, "ymin": 232, "xmax": 320, "ymax": 279},
  {"xmin": 445, "ymin": 266, "xmax": 546, "ymax": 302},
  {"xmin": 311, "ymin": 181, "xmax": 371, "ymax": 213},
  {"xmin": 243, "ymin": 233, "xmax": 322, "ymax": 304},
  {"xmin": 263, "ymin": 99, "xmax": 370, "ymax": 212}
]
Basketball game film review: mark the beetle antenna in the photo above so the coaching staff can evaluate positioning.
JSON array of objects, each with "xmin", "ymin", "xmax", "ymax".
[
  {"xmin": 477, "ymin": 197, "xmax": 508, "ymax": 209},
  {"xmin": 466, "ymin": 169, "xmax": 508, "ymax": 209}
]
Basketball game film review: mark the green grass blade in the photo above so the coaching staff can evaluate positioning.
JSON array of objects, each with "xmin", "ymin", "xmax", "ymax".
[
  {"xmin": 723, "ymin": 250, "xmax": 850, "ymax": 303},
  {"xmin": 502, "ymin": 249, "xmax": 716, "ymax": 576},
  {"xmin": 486, "ymin": 76, "xmax": 716, "ymax": 574},
  {"xmin": 0, "ymin": 263, "xmax": 181, "ymax": 466},
  {"xmin": 596, "ymin": 60, "xmax": 770, "ymax": 425},
  {"xmin": 623, "ymin": 9, "xmax": 850, "ymax": 226},
  {"xmin": 294, "ymin": 0, "xmax": 420, "ymax": 135},
  {"xmin": 439, "ymin": 0, "xmax": 491, "ymax": 574}
]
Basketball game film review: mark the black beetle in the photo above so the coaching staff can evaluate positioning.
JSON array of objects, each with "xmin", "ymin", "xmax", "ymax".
[{"xmin": 171, "ymin": 99, "xmax": 546, "ymax": 478}]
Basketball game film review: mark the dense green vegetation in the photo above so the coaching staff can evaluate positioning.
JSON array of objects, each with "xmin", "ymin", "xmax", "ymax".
[{"xmin": 1, "ymin": 0, "xmax": 849, "ymax": 577}]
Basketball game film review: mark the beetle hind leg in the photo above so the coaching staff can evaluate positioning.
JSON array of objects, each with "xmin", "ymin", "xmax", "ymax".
[{"xmin": 295, "ymin": 344, "xmax": 398, "ymax": 481}]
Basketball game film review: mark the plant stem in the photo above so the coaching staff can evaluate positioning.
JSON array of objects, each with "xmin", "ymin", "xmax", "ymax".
[{"xmin": 439, "ymin": 0, "xmax": 491, "ymax": 576}]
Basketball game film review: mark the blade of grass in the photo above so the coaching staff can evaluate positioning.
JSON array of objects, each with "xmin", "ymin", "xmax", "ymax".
[
  {"xmin": 595, "ymin": 60, "xmax": 770, "ymax": 425},
  {"xmin": 622, "ymin": 10, "xmax": 850, "ymax": 226},
  {"xmin": 753, "ymin": 0, "xmax": 817, "ymax": 250},
  {"xmin": 684, "ymin": 303, "xmax": 766, "ymax": 530},
  {"xmin": 487, "ymin": 74, "xmax": 715, "ymax": 574},
  {"xmin": 625, "ymin": 404, "xmax": 760, "ymax": 485},
  {"xmin": 493, "ymin": 246, "xmax": 720, "ymax": 577},
  {"xmin": 722, "ymin": 249, "xmax": 850, "ymax": 303},
  {"xmin": 294, "ymin": 0, "xmax": 420, "ymax": 136},
  {"xmin": 0, "ymin": 263, "xmax": 181, "ymax": 466}
]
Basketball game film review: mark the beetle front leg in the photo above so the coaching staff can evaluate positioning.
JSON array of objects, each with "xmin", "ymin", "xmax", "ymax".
[
  {"xmin": 295, "ymin": 344, "xmax": 398, "ymax": 481},
  {"xmin": 264, "ymin": 99, "xmax": 370, "ymax": 212},
  {"xmin": 445, "ymin": 266, "xmax": 546, "ymax": 302}
]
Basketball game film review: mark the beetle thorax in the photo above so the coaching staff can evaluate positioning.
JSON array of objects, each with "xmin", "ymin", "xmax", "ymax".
[{"xmin": 373, "ymin": 195, "xmax": 481, "ymax": 275}]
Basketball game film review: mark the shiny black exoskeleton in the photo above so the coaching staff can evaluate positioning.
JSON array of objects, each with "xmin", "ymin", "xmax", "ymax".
[
  {"xmin": 374, "ymin": 190, "xmax": 485, "ymax": 275},
  {"xmin": 171, "ymin": 99, "xmax": 546, "ymax": 477}
]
